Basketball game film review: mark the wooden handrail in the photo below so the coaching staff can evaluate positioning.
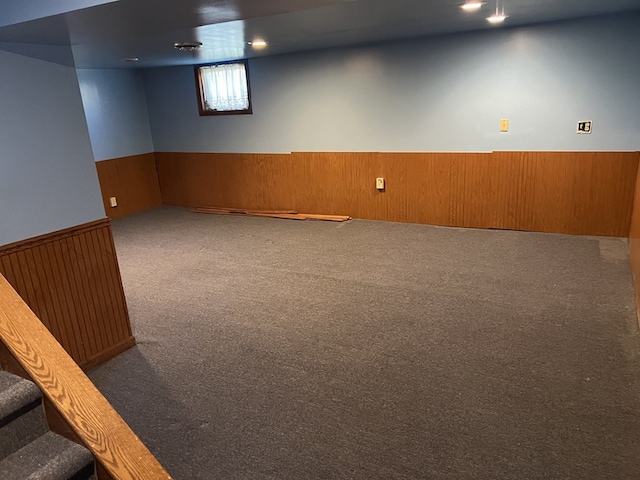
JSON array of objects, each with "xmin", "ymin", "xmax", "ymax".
[{"xmin": 0, "ymin": 274, "xmax": 171, "ymax": 479}]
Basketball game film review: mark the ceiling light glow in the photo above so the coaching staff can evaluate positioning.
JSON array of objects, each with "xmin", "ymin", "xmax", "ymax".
[
  {"xmin": 487, "ymin": 0, "xmax": 508, "ymax": 24},
  {"xmin": 249, "ymin": 39, "xmax": 268, "ymax": 49},
  {"xmin": 460, "ymin": 2, "xmax": 484, "ymax": 11},
  {"xmin": 487, "ymin": 13, "xmax": 507, "ymax": 23}
]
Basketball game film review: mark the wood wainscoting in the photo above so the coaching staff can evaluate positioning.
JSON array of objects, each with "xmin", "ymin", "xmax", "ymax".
[
  {"xmin": 0, "ymin": 219, "xmax": 135, "ymax": 370},
  {"xmin": 156, "ymin": 151, "xmax": 639, "ymax": 237},
  {"xmin": 96, "ymin": 153, "xmax": 162, "ymax": 220},
  {"xmin": 628, "ymin": 152, "xmax": 640, "ymax": 324}
]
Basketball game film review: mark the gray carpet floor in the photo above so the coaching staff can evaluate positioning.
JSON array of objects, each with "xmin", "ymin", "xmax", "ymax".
[{"xmin": 89, "ymin": 206, "xmax": 640, "ymax": 479}]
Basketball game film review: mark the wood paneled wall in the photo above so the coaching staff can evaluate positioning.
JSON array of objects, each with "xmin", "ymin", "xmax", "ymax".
[
  {"xmin": 0, "ymin": 219, "xmax": 135, "ymax": 370},
  {"xmin": 156, "ymin": 151, "xmax": 638, "ymax": 237},
  {"xmin": 95, "ymin": 153, "xmax": 162, "ymax": 220},
  {"xmin": 628, "ymin": 152, "xmax": 640, "ymax": 324}
]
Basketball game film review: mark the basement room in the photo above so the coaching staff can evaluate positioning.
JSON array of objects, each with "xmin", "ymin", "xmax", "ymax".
[{"xmin": 1, "ymin": 0, "xmax": 640, "ymax": 478}]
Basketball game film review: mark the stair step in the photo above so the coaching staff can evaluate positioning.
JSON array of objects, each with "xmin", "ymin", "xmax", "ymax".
[
  {"xmin": 0, "ymin": 431, "xmax": 94, "ymax": 480},
  {"xmin": 0, "ymin": 370, "xmax": 49, "ymax": 461},
  {"xmin": 0, "ymin": 370, "xmax": 41, "ymax": 424}
]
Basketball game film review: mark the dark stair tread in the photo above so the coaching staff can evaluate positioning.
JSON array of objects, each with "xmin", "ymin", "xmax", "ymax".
[
  {"xmin": 0, "ymin": 431, "xmax": 94, "ymax": 480},
  {"xmin": 0, "ymin": 370, "xmax": 22, "ymax": 390},
  {"xmin": 0, "ymin": 403, "xmax": 50, "ymax": 462},
  {"xmin": 0, "ymin": 370, "xmax": 42, "ymax": 425}
]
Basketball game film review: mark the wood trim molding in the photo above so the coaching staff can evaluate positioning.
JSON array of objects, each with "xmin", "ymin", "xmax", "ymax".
[
  {"xmin": 0, "ymin": 219, "xmax": 110, "ymax": 255},
  {"xmin": 0, "ymin": 219, "xmax": 134, "ymax": 369}
]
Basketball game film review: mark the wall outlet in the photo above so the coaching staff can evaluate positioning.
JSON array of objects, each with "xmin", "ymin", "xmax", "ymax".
[
  {"xmin": 376, "ymin": 177, "xmax": 385, "ymax": 190},
  {"xmin": 109, "ymin": 196, "xmax": 118, "ymax": 208},
  {"xmin": 500, "ymin": 118, "xmax": 509, "ymax": 132}
]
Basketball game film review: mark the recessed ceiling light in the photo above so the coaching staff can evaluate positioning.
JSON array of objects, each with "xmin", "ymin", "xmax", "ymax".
[
  {"xmin": 123, "ymin": 57, "xmax": 139, "ymax": 62},
  {"xmin": 487, "ymin": 0, "xmax": 508, "ymax": 24},
  {"xmin": 487, "ymin": 14, "xmax": 508, "ymax": 24},
  {"xmin": 248, "ymin": 39, "xmax": 268, "ymax": 49},
  {"xmin": 174, "ymin": 41, "xmax": 203, "ymax": 52},
  {"xmin": 460, "ymin": 2, "xmax": 485, "ymax": 11}
]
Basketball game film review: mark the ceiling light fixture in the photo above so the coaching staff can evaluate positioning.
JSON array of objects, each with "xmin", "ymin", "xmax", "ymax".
[
  {"xmin": 123, "ymin": 57, "xmax": 139, "ymax": 63},
  {"xmin": 460, "ymin": 1, "xmax": 485, "ymax": 11},
  {"xmin": 248, "ymin": 39, "xmax": 268, "ymax": 49},
  {"xmin": 487, "ymin": 0, "xmax": 508, "ymax": 24},
  {"xmin": 174, "ymin": 41, "xmax": 203, "ymax": 52},
  {"xmin": 487, "ymin": 14, "xmax": 507, "ymax": 23}
]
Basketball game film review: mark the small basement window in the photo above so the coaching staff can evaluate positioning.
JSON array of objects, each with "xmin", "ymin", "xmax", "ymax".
[{"xmin": 195, "ymin": 61, "xmax": 252, "ymax": 116}]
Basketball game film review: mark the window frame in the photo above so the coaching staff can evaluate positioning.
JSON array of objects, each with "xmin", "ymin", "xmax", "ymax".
[{"xmin": 194, "ymin": 60, "xmax": 253, "ymax": 116}]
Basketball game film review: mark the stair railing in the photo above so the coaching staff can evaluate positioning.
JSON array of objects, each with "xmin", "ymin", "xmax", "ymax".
[{"xmin": 0, "ymin": 274, "xmax": 171, "ymax": 479}]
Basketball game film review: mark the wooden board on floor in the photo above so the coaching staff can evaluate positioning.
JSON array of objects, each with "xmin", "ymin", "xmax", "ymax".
[{"xmin": 192, "ymin": 206, "xmax": 351, "ymax": 222}]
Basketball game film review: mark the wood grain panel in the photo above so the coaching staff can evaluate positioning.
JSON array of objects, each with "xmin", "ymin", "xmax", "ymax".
[
  {"xmin": 584, "ymin": 152, "xmax": 639, "ymax": 236},
  {"xmin": 450, "ymin": 152, "xmax": 514, "ymax": 229},
  {"xmin": 517, "ymin": 152, "xmax": 637, "ymax": 236},
  {"xmin": 0, "ymin": 219, "xmax": 134, "ymax": 369},
  {"xmin": 363, "ymin": 153, "xmax": 407, "ymax": 222},
  {"xmin": 96, "ymin": 153, "xmax": 162, "ymax": 220},
  {"xmin": 0, "ymin": 275, "xmax": 171, "ymax": 479},
  {"xmin": 627, "ymin": 152, "xmax": 640, "ymax": 325},
  {"xmin": 292, "ymin": 152, "xmax": 407, "ymax": 220},
  {"xmin": 156, "ymin": 151, "xmax": 638, "ymax": 237},
  {"xmin": 630, "ymin": 153, "xmax": 640, "ymax": 241},
  {"xmin": 156, "ymin": 152, "xmax": 297, "ymax": 210},
  {"xmin": 404, "ymin": 153, "xmax": 454, "ymax": 227}
]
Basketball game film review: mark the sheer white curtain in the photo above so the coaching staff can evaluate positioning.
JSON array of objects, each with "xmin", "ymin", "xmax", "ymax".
[{"xmin": 201, "ymin": 63, "xmax": 249, "ymax": 111}]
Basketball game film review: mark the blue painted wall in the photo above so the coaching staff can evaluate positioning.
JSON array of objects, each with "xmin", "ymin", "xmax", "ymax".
[
  {"xmin": 143, "ymin": 12, "xmax": 640, "ymax": 153},
  {"xmin": 0, "ymin": 50, "xmax": 105, "ymax": 246},
  {"xmin": 0, "ymin": 0, "xmax": 115, "ymax": 28},
  {"xmin": 77, "ymin": 69, "xmax": 154, "ymax": 161}
]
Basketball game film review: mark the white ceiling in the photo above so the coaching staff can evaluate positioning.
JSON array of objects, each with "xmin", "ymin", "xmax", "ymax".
[{"xmin": 1, "ymin": 0, "xmax": 640, "ymax": 69}]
